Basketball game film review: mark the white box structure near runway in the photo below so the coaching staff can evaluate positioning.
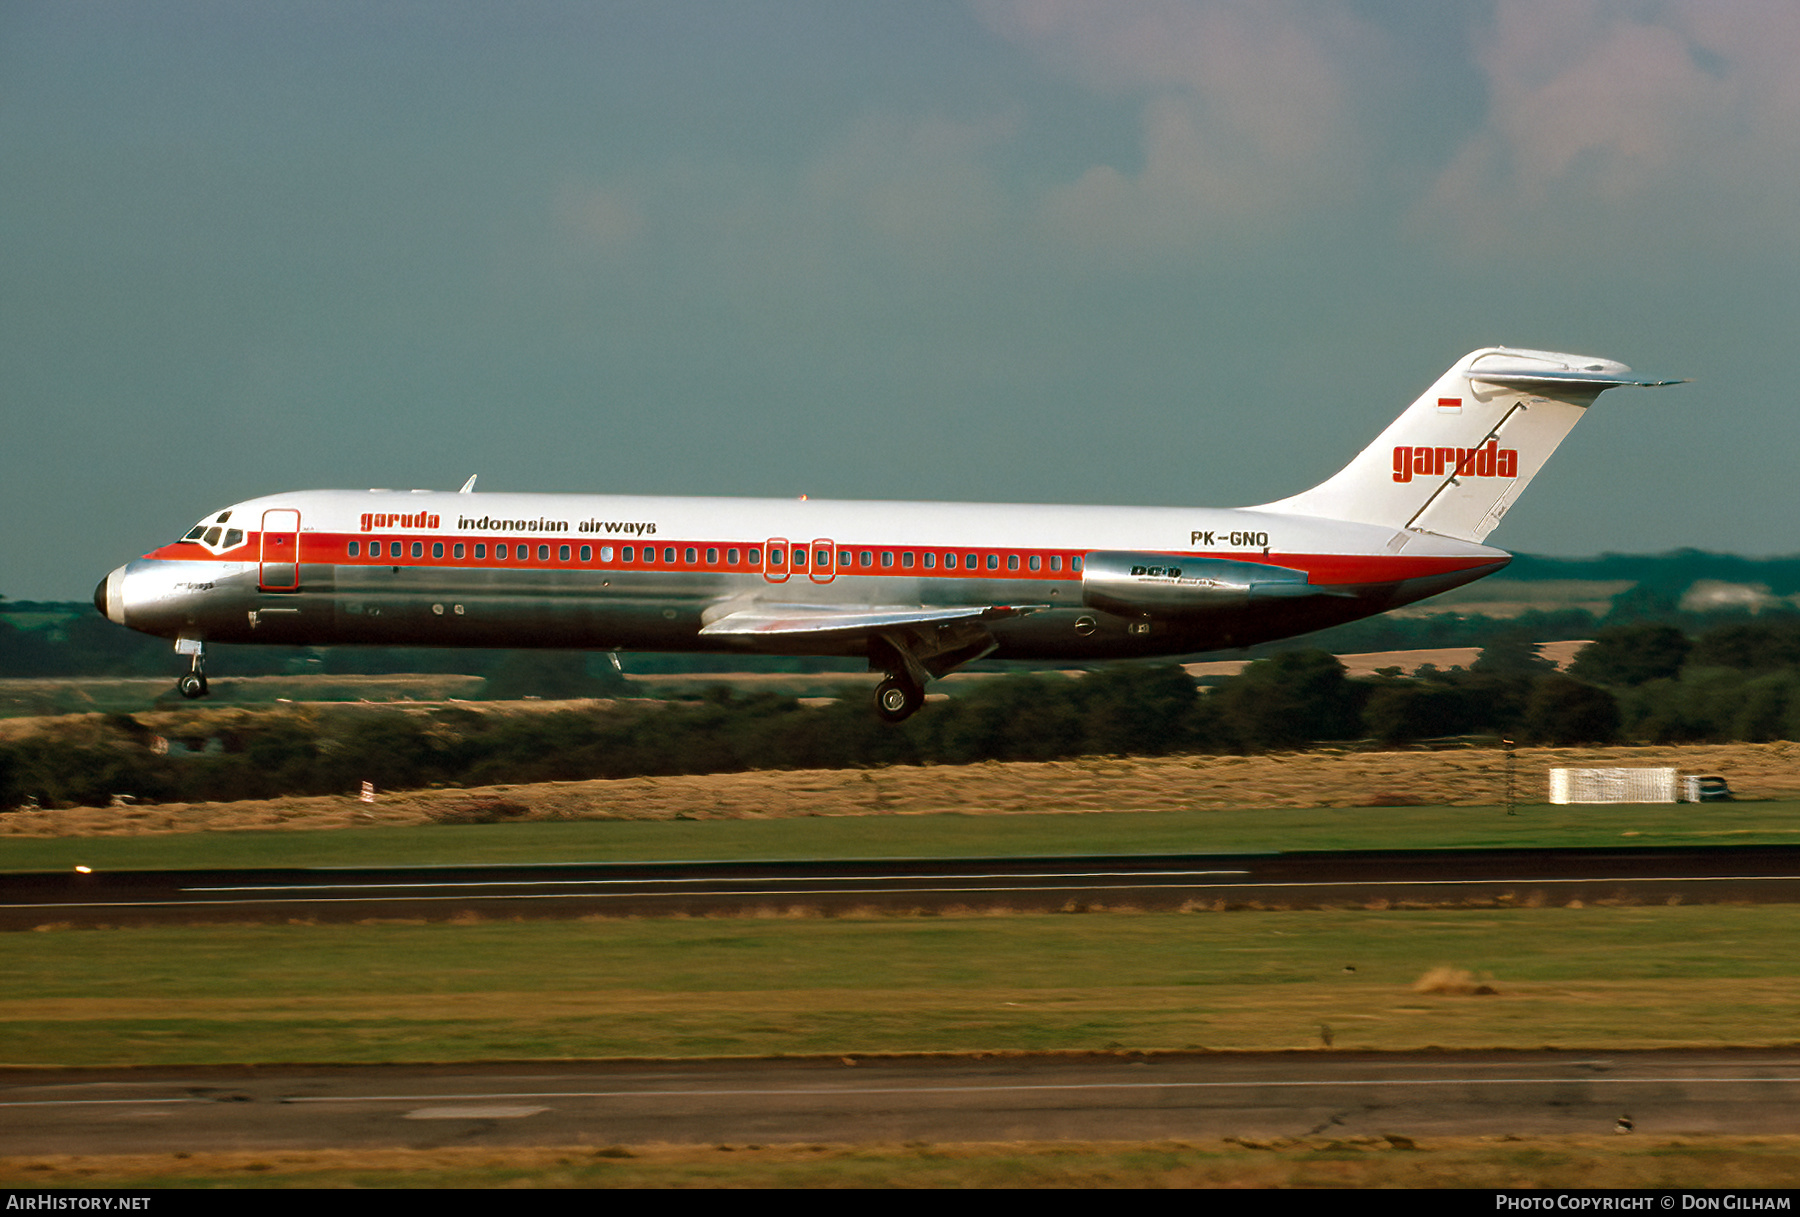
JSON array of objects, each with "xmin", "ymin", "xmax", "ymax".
[{"xmin": 1548, "ymin": 767, "xmax": 1679, "ymax": 804}]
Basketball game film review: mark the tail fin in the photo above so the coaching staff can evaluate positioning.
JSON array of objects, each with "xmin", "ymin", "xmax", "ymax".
[{"xmin": 1255, "ymin": 347, "xmax": 1682, "ymax": 542}]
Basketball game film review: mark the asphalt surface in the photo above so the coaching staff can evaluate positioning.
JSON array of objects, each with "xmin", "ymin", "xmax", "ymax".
[
  {"xmin": 6, "ymin": 1051, "xmax": 1800, "ymax": 1153},
  {"xmin": 5, "ymin": 845, "xmax": 1800, "ymax": 926}
]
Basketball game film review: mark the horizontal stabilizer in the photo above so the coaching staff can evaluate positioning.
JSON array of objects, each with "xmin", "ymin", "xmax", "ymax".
[{"xmin": 1469, "ymin": 369, "xmax": 1687, "ymax": 390}]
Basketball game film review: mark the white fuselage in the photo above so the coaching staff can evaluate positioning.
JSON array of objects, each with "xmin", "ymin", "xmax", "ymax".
[
  {"xmin": 97, "ymin": 487, "xmax": 1508, "ymax": 662},
  {"xmin": 96, "ymin": 346, "xmax": 1676, "ymax": 713}
]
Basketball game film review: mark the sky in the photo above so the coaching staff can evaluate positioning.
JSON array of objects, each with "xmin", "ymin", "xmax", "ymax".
[{"xmin": 4, "ymin": 0, "xmax": 1797, "ymax": 600}]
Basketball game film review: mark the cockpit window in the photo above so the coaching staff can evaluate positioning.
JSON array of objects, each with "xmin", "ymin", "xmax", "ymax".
[{"xmin": 181, "ymin": 515, "xmax": 249, "ymax": 553}]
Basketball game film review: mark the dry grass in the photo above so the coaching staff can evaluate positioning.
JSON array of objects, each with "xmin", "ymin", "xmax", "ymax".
[
  {"xmin": 1411, "ymin": 967, "xmax": 1499, "ymax": 996},
  {"xmin": 4, "ymin": 741, "xmax": 1798, "ymax": 839},
  {"xmin": 5, "ymin": 1135, "xmax": 1798, "ymax": 1188}
]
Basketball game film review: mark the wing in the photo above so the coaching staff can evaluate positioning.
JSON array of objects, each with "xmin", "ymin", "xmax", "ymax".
[
  {"xmin": 698, "ymin": 602, "xmax": 1044, "ymax": 639},
  {"xmin": 699, "ymin": 601, "xmax": 1049, "ymax": 684}
]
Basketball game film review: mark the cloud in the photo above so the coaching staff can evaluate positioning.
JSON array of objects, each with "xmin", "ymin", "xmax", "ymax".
[
  {"xmin": 979, "ymin": 0, "xmax": 1390, "ymax": 264},
  {"xmin": 1420, "ymin": 0, "xmax": 1800, "ymax": 252},
  {"xmin": 795, "ymin": 111, "xmax": 1014, "ymax": 253},
  {"xmin": 554, "ymin": 182, "xmax": 646, "ymax": 251},
  {"xmin": 539, "ymin": 110, "xmax": 1021, "ymax": 338}
]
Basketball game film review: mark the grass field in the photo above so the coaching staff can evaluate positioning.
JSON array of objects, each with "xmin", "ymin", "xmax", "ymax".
[
  {"xmin": 5, "ymin": 906, "xmax": 1799, "ymax": 1066},
  {"xmin": 8, "ymin": 752, "xmax": 1799, "ymax": 1188},
  {"xmin": 3, "ymin": 796, "xmax": 1799, "ymax": 874}
]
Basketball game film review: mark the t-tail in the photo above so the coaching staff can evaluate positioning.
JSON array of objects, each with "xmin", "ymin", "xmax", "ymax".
[{"xmin": 1256, "ymin": 347, "xmax": 1683, "ymax": 542}]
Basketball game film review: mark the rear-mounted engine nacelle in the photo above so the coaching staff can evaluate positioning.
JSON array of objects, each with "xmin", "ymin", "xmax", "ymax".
[{"xmin": 1080, "ymin": 551, "xmax": 1317, "ymax": 618}]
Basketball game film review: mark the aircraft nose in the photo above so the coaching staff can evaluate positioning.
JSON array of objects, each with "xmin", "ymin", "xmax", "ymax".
[{"xmin": 94, "ymin": 565, "xmax": 127, "ymax": 625}]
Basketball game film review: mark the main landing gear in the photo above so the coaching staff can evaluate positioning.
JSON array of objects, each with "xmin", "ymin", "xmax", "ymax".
[
  {"xmin": 175, "ymin": 638, "xmax": 209, "ymax": 699},
  {"xmin": 874, "ymin": 675, "xmax": 924, "ymax": 723},
  {"xmin": 867, "ymin": 622, "xmax": 1001, "ymax": 724}
]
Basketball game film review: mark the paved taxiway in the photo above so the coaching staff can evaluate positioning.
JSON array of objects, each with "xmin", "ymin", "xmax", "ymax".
[
  {"xmin": 4, "ymin": 846, "xmax": 1799, "ymax": 926},
  {"xmin": 6, "ymin": 1052, "xmax": 1800, "ymax": 1153}
]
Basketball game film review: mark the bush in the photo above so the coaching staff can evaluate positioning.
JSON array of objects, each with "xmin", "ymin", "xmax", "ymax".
[
  {"xmin": 1569, "ymin": 624, "xmax": 1691, "ymax": 686},
  {"xmin": 1523, "ymin": 675, "xmax": 1619, "ymax": 745}
]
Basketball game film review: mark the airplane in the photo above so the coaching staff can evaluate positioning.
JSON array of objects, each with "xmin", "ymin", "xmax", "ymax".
[{"xmin": 95, "ymin": 347, "xmax": 1681, "ymax": 721}]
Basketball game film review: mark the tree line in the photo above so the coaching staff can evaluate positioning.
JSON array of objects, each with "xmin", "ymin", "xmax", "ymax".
[{"xmin": 6, "ymin": 613, "xmax": 1800, "ymax": 810}]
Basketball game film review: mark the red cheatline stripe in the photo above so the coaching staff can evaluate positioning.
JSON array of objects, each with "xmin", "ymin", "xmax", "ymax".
[{"xmin": 144, "ymin": 535, "xmax": 1500, "ymax": 586}]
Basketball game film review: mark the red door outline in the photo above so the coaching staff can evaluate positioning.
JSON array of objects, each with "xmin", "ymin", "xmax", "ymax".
[
  {"xmin": 763, "ymin": 537, "xmax": 790, "ymax": 583},
  {"xmin": 809, "ymin": 538, "xmax": 835, "ymax": 584},
  {"xmin": 259, "ymin": 509, "xmax": 300, "ymax": 591}
]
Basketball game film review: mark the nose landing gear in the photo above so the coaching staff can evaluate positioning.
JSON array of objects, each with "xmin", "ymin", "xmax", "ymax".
[{"xmin": 175, "ymin": 638, "xmax": 209, "ymax": 699}]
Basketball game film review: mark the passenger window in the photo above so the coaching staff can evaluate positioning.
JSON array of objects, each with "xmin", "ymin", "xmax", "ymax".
[
  {"xmin": 1028, "ymin": 555, "xmax": 1040, "ymax": 571},
  {"xmin": 819, "ymin": 549, "xmax": 832, "ymax": 567},
  {"xmin": 792, "ymin": 549, "xmax": 805, "ymax": 568},
  {"xmin": 923, "ymin": 553, "xmax": 934, "ymax": 569},
  {"xmin": 685, "ymin": 547, "xmax": 697, "ymax": 564},
  {"xmin": 411, "ymin": 542, "xmax": 423, "ymax": 558},
  {"xmin": 560, "ymin": 545, "xmax": 572, "ymax": 561},
  {"xmin": 944, "ymin": 553, "xmax": 956, "ymax": 570},
  {"xmin": 580, "ymin": 545, "xmax": 591, "ymax": 562},
  {"xmin": 537, "ymin": 545, "xmax": 549, "ymax": 561},
  {"xmin": 727, "ymin": 548, "xmax": 739, "ymax": 565},
  {"xmin": 388, "ymin": 542, "xmax": 401, "ymax": 558},
  {"xmin": 496, "ymin": 544, "xmax": 509, "ymax": 559},
  {"xmin": 1007, "ymin": 554, "xmax": 1018, "ymax": 571},
  {"xmin": 967, "ymin": 553, "xmax": 977, "ymax": 569},
  {"xmin": 881, "ymin": 552, "xmax": 893, "ymax": 567},
  {"xmin": 1072, "ymin": 556, "xmax": 1083, "ymax": 572},
  {"xmin": 453, "ymin": 543, "xmax": 465, "ymax": 559},
  {"xmin": 1050, "ymin": 556, "xmax": 1062, "ymax": 572},
  {"xmin": 838, "ymin": 550, "xmax": 850, "ymax": 566},
  {"xmin": 987, "ymin": 554, "xmax": 999, "ymax": 571},
  {"xmin": 663, "ymin": 547, "xmax": 676, "ymax": 564},
  {"xmin": 901, "ymin": 552, "xmax": 913, "ymax": 568},
  {"xmin": 433, "ymin": 542, "xmax": 444, "ymax": 559},
  {"xmin": 348, "ymin": 541, "xmax": 360, "ymax": 557},
  {"xmin": 706, "ymin": 548, "xmax": 718, "ymax": 565},
  {"xmin": 748, "ymin": 548, "xmax": 761, "ymax": 566},
  {"xmin": 600, "ymin": 546, "xmax": 613, "ymax": 561},
  {"xmin": 860, "ymin": 551, "xmax": 872, "ymax": 566},
  {"xmin": 473, "ymin": 544, "xmax": 486, "ymax": 559}
]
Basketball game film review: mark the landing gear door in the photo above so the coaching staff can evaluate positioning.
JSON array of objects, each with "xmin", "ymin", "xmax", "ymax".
[{"xmin": 259, "ymin": 509, "xmax": 301, "ymax": 592}]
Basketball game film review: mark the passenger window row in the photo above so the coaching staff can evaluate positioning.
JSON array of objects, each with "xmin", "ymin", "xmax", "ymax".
[{"xmin": 342, "ymin": 540, "xmax": 1081, "ymax": 574}]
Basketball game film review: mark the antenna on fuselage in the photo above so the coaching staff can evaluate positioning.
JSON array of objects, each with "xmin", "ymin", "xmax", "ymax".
[{"xmin": 458, "ymin": 475, "xmax": 478, "ymax": 493}]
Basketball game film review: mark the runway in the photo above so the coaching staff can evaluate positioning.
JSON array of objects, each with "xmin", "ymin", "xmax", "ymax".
[
  {"xmin": 6, "ymin": 1051, "xmax": 1800, "ymax": 1153},
  {"xmin": 4, "ymin": 845, "xmax": 1800, "ymax": 926}
]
